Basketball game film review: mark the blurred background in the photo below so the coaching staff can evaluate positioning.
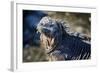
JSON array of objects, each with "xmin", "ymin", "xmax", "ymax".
[{"xmin": 23, "ymin": 10, "xmax": 91, "ymax": 62}]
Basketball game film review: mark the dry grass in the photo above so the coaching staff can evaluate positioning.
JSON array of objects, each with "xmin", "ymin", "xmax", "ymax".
[{"xmin": 23, "ymin": 46, "xmax": 48, "ymax": 62}]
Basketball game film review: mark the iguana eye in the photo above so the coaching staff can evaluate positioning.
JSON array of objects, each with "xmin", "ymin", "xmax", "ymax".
[
  {"xmin": 41, "ymin": 23, "xmax": 44, "ymax": 25},
  {"xmin": 50, "ymin": 25, "xmax": 54, "ymax": 27}
]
